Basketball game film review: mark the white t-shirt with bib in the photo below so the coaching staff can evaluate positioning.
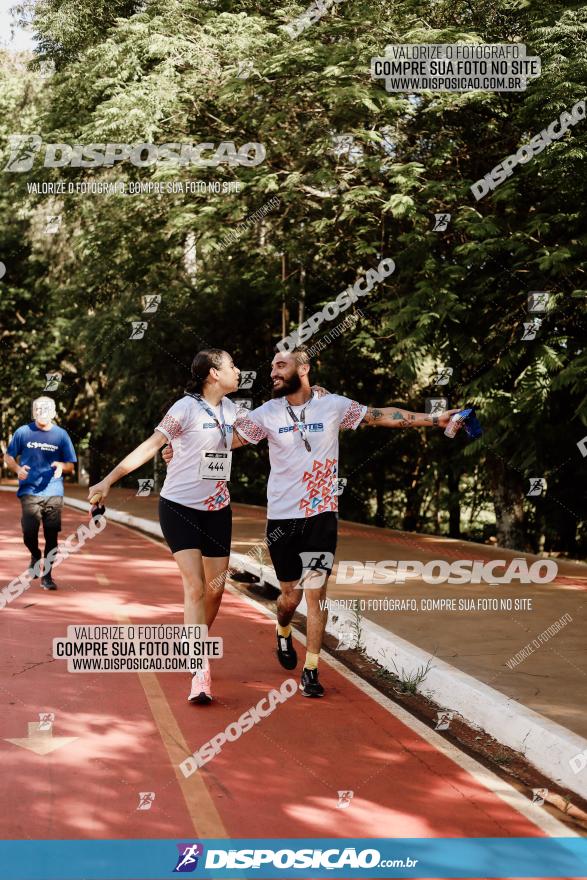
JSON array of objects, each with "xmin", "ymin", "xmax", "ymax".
[
  {"xmin": 156, "ymin": 395, "xmax": 241, "ymax": 511},
  {"xmin": 235, "ymin": 394, "xmax": 366, "ymax": 519}
]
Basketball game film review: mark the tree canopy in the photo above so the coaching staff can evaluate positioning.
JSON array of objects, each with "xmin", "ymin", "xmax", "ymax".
[{"xmin": 1, "ymin": 0, "xmax": 586, "ymax": 554}]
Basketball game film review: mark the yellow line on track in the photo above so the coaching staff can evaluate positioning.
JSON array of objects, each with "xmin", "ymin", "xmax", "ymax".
[{"xmin": 95, "ymin": 573, "xmax": 229, "ymax": 838}]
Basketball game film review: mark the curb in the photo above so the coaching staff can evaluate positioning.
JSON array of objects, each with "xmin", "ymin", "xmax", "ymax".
[
  {"xmin": 229, "ymin": 547, "xmax": 587, "ymax": 799},
  {"xmin": 2, "ymin": 486, "xmax": 586, "ymax": 798}
]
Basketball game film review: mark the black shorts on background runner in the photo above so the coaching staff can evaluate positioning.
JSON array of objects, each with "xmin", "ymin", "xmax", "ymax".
[
  {"xmin": 266, "ymin": 512, "xmax": 338, "ymax": 582},
  {"xmin": 159, "ymin": 497, "xmax": 232, "ymax": 556},
  {"xmin": 20, "ymin": 494, "xmax": 63, "ymax": 532}
]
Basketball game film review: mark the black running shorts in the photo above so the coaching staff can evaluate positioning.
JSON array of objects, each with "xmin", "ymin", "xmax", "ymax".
[
  {"xmin": 20, "ymin": 494, "xmax": 63, "ymax": 532},
  {"xmin": 158, "ymin": 497, "xmax": 232, "ymax": 557},
  {"xmin": 266, "ymin": 512, "xmax": 338, "ymax": 583}
]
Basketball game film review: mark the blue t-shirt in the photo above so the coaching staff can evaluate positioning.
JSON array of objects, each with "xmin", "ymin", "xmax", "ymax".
[{"xmin": 7, "ymin": 422, "xmax": 77, "ymax": 497}]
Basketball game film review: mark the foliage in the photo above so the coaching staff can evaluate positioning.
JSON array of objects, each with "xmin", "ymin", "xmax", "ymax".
[{"xmin": 1, "ymin": 0, "xmax": 586, "ymax": 553}]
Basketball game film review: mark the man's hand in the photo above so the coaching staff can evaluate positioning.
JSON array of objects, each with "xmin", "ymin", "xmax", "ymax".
[
  {"xmin": 434, "ymin": 409, "xmax": 461, "ymax": 429},
  {"xmin": 51, "ymin": 461, "xmax": 63, "ymax": 479},
  {"xmin": 311, "ymin": 385, "xmax": 330, "ymax": 398},
  {"xmin": 161, "ymin": 443, "xmax": 173, "ymax": 465},
  {"xmin": 17, "ymin": 465, "xmax": 30, "ymax": 481},
  {"xmin": 88, "ymin": 479, "xmax": 111, "ymax": 503}
]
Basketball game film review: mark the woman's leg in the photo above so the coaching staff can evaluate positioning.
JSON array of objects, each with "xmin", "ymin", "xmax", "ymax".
[
  {"xmin": 202, "ymin": 556, "xmax": 230, "ymax": 628},
  {"xmin": 173, "ymin": 548, "xmax": 214, "ymax": 703},
  {"xmin": 172, "ymin": 548, "xmax": 206, "ymax": 625},
  {"xmin": 200, "ymin": 505, "xmax": 232, "ymax": 628}
]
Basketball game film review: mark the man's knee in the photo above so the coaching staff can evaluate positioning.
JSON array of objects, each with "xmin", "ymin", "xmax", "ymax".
[
  {"xmin": 304, "ymin": 586, "xmax": 328, "ymax": 609},
  {"xmin": 279, "ymin": 586, "xmax": 303, "ymax": 610}
]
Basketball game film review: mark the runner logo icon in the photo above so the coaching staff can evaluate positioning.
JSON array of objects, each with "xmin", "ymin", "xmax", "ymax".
[
  {"xmin": 297, "ymin": 551, "xmax": 334, "ymax": 589},
  {"xmin": 337, "ymin": 790, "xmax": 354, "ymax": 809},
  {"xmin": 173, "ymin": 843, "xmax": 204, "ymax": 872}
]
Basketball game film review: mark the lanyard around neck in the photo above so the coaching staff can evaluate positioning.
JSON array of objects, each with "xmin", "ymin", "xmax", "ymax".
[
  {"xmin": 187, "ymin": 393, "xmax": 228, "ymax": 449},
  {"xmin": 285, "ymin": 391, "xmax": 313, "ymax": 452}
]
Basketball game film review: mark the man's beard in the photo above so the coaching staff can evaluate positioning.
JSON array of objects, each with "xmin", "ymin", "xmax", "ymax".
[{"xmin": 272, "ymin": 372, "xmax": 302, "ymax": 398}]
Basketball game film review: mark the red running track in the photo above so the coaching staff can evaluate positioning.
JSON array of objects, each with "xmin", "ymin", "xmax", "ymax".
[{"xmin": 0, "ymin": 493, "xmax": 570, "ymax": 854}]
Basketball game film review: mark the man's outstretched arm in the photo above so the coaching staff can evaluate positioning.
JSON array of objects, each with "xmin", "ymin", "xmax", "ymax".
[{"xmin": 361, "ymin": 406, "xmax": 459, "ymax": 429}]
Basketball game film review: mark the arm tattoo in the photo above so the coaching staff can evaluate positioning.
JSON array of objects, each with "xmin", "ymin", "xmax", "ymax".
[
  {"xmin": 364, "ymin": 408, "xmax": 414, "ymax": 428},
  {"xmin": 364, "ymin": 407, "xmax": 416, "ymax": 428},
  {"xmin": 432, "ymin": 416, "xmax": 439, "ymax": 427}
]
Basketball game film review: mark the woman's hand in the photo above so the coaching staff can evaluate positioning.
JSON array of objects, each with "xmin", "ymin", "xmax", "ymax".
[{"xmin": 88, "ymin": 479, "xmax": 111, "ymax": 503}]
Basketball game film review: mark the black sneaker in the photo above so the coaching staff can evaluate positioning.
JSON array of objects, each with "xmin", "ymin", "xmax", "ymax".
[
  {"xmin": 299, "ymin": 667, "xmax": 324, "ymax": 698},
  {"xmin": 276, "ymin": 630, "xmax": 298, "ymax": 670},
  {"xmin": 41, "ymin": 574, "xmax": 58, "ymax": 591},
  {"xmin": 28, "ymin": 555, "xmax": 42, "ymax": 579}
]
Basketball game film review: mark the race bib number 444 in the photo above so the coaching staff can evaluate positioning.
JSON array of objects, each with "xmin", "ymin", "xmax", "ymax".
[{"xmin": 199, "ymin": 451, "xmax": 232, "ymax": 481}]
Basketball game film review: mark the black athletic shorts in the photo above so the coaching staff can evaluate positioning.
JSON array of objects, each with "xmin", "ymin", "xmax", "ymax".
[
  {"xmin": 266, "ymin": 512, "xmax": 338, "ymax": 583},
  {"xmin": 20, "ymin": 494, "xmax": 63, "ymax": 532},
  {"xmin": 158, "ymin": 497, "xmax": 232, "ymax": 557}
]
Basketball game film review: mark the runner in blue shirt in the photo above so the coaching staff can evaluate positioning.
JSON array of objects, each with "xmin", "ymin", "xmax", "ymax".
[{"xmin": 5, "ymin": 396, "xmax": 77, "ymax": 590}]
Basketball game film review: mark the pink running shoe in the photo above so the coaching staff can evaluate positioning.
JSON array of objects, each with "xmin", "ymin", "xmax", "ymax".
[{"xmin": 188, "ymin": 665, "xmax": 212, "ymax": 704}]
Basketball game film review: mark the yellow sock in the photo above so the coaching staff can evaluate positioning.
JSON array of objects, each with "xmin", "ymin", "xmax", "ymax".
[
  {"xmin": 277, "ymin": 623, "xmax": 291, "ymax": 638},
  {"xmin": 305, "ymin": 651, "xmax": 319, "ymax": 670}
]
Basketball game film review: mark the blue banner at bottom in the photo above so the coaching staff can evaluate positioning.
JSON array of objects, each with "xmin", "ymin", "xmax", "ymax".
[{"xmin": 0, "ymin": 837, "xmax": 586, "ymax": 879}]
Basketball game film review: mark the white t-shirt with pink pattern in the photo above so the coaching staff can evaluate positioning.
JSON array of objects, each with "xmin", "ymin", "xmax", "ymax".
[
  {"xmin": 234, "ymin": 394, "xmax": 367, "ymax": 519},
  {"xmin": 156, "ymin": 395, "xmax": 241, "ymax": 511}
]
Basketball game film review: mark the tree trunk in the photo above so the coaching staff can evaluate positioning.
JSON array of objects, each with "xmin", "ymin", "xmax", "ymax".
[
  {"xmin": 280, "ymin": 253, "xmax": 289, "ymax": 338},
  {"xmin": 374, "ymin": 461, "xmax": 386, "ymax": 528},
  {"xmin": 486, "ymin": 455, "xmax": 529, "ymax": 550},
  {"xmin": 556, "ymin": 507, "xmax": 578, "ymax": 556},
  {"xmin": 433, "ymin": 472, "xmax": 441, "ymax": 532},
  {"xmin": 88, "ymin": 437, "xmax": 103, "ymax": 486},
  {"xmin": 447, "ymin": 466, "xmax": 461, "ymax": 538},
  {"xmin": 402, "ymin": 461, "xmax": 423, "ymax": 531},
  {"xmin": 298, "ymin": 265, "xmax": 306, "ymax": 327}
]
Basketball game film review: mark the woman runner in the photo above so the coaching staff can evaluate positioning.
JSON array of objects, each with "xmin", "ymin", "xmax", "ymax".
[{"xmin": 88, "ymin": 349, "xmax": 242, "ymax": 705}]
